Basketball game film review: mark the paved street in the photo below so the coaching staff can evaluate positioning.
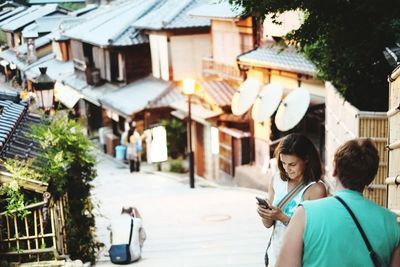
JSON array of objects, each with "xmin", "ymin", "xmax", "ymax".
[{"xmin": 92, "ymin": 151, "xmax": 270, "ymax": 266}]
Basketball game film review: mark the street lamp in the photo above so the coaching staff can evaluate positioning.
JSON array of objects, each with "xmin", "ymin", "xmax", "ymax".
[
  {"xmin": 32, "ymin": 67, "xmax": 55, "ymax": 111},
  {"xmin": 182, "ymin": 79, "xmax": 196, "ymax": 188}
]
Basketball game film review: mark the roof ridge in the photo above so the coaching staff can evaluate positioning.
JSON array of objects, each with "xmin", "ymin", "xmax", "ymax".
[
  {"xmin": 161, "ymin": 0, "xmax": 192, "ymax": 26},
  {"xmin": 108, "ymin": 0, "xmax": 159, "ymax": 44}
]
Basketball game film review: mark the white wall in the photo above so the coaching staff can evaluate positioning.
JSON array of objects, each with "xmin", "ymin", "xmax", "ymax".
[
  {"xmin": 325, "ymin": 82, "xmax": 359, "ymax": 189},
  {"xmin": 212, "ymin": 20, "xmax": 241, "ymax": 65},
  {"xmin": 52, "ymin": 41, "xmax": 62, "ymax": 61},
  {"xmin": 170, "ymin": 34, "xmax": 211, "ymax": 81}
]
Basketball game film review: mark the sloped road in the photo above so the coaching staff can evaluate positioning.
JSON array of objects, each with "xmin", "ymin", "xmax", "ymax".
[{"xmin": 92, "ymin": 153, "xmax": 270, "ymax": 267}]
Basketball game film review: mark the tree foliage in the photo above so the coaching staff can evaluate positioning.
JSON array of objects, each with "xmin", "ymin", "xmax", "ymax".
[
  {"xmin": 160, "ymin": 118, "xmax": 187, "ymax": 159},
  {"xmin": 228, "ymin": 0, "xmax": 400, "ymax": 111},
  {"xmin": 30, "ymin": 112, "xmax": 101, "ymax": 263}
]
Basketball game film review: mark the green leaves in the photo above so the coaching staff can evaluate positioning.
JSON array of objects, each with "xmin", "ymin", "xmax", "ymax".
[
  {"xmin": 228, "ymin": 0, "xmax": 400, "ymax": 110},
  {"xmin": 29, "ymin": 111, "xmax": 99, "ymax": 263}
]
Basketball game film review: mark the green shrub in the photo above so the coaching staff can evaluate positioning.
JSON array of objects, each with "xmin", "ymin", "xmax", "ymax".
[
  {"xmin": 169, "ymin": 159, "xmax": 186, "ymax": 173},
  {"xmin": 160, "ymin": 118, "xmax": 186, "ymax": 159},
  {"xmin": 30, "ymin": 112, "xmax": 101, "ymax": 263}
]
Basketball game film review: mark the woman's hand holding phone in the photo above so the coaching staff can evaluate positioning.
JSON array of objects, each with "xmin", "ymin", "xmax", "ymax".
[{"xmin": 256, "ymin": 196, "xmax": 271, "ymax": 210}]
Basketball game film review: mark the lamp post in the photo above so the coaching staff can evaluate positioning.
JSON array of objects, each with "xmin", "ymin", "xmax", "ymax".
[
  {"xmin": 32, "ymin": 67, "xmax": 55, "ymax": 112},
  {"xmin": 183, "ymin": 79, "xmax": 195, "ymax": 188}
]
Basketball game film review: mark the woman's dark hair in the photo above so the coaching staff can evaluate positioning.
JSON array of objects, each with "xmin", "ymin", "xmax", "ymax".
[
  {"xmin": 127, "ymin": 127, "xmax": 135, "ymax": 142},
  {"xmin": 333, "ymin": 138, "xmax": 379, "ymax": 192},
  {"xmin": 274, "ymin": 133, "xmax": 323, "ymax": 184},
  {"xmin": 121, "ymin": 207, "xmax": 134, "ymax": 217}
]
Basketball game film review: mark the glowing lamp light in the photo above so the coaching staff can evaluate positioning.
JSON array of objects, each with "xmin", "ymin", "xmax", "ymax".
[{"xmin": 182, "ymin": 79, "xmax": 196, "ymax": 95}]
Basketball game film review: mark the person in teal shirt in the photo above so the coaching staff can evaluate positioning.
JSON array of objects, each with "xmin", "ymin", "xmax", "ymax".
[{"xmin": 276, "ymin": 138, "xmax": 400, "ymax": 267}]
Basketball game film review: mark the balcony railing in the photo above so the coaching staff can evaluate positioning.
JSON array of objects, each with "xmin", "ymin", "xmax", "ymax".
[{"xmin": 202, "ymin": 57, "xmax": 244, "ymax": 82}]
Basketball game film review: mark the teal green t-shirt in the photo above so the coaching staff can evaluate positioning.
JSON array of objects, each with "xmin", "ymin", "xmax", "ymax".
[{"xmin": 302, "ymin": 190, "xmax": 400, "ymax": 267}]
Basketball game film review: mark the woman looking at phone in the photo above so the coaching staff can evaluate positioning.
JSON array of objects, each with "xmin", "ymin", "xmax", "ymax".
[{"xmin": 258, "ymin": 133, "xmax": 327, "ymax": 267}]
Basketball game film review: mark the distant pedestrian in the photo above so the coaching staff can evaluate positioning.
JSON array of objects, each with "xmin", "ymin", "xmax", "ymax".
[
  {"xmin": 109, "ymin": 206, "xmax": 146, "ymax": 264},
  {"xmin": 276, "ymin": 138, "xmax": 400, "ymax": 267},
  {"xmin": 126, "ymin": 121, "xmax": 143, "ymax": 172},
  {"xmin": 257, "ymin": 133, "xmax": 327, "ymax": 267}
]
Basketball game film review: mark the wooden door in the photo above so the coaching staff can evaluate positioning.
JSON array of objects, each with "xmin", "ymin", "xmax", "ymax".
[{"xmin": 195, "ymin": 122, "xmax": 205, "ymax": 177}]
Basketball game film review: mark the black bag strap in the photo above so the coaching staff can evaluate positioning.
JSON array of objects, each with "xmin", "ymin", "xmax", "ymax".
[
  {"xmin": 128, "ymin": 219, "xmax": 133, "ymax": 246},
  {"xmin": 334, "ymin": 196, "xmax": 381, "ymax": 267}
]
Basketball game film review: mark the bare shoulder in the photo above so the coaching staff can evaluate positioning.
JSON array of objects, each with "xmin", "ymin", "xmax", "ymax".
[{"xmin": 304, "ymin": 181, "xmax": 327, "ymax": 200}]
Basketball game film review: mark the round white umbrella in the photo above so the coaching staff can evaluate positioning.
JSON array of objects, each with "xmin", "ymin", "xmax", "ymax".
[
  {"xmin": 231, "ymin": 77, "xmax": 260, "ymax": 116},
  {"xmin": 251, "ymin": 83, "xmax": 283, "ymax": 123},
  {"xmin": 275, "ymin": 88, "xmax": 310, "ymax": 131}
]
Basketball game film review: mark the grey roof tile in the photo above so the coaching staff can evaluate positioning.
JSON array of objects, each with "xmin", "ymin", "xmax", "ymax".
[
  {"xmin": 238, "ymin": 46, "xmax": 317, "ymax": 76},
  {"xmin": 0, "ymin": 49, "xmax": 27, "ymax": 70},
  {"xmin": 1, "ymin": 4, "xmax": 60, "ymax": 32},
  {"xmin": 22, "ymin": 15, "xmax": 69, "ymax": 38},
  {"xmin": 100, "ymin": 76, "xmax": 172, "ymax": 117},
  {"xmin": 25, "ymin": 57, "xmax": 74, "ymax": 80},
  {"xmin": 0, "ymin": 7, "xmax": 28, "ymax": 26},
  {"xmin": 133, "ymin": 0, "xmax": 210, "ymax": 30},
  {"xmin": 188, "ymin": 2, "xmax": 243, "ymax": 19},
  {"xmin": 199, "ymin": 79, "xmax": 237, "ymax": 107},
  {"xmin": 148, "ymin": 85, "xmax": 185, "ymax": 108},
  {"xmin": 64, "ymin": 0, "xmax": 158, "ymax": 47}
]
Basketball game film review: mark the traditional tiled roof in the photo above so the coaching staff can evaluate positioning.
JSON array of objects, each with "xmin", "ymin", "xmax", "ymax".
[
  {"xmin": 132, "ymin": 0, "xmax": 210, "ymax": 30},
  {"xmin": 147, "ymin": 85, "xmax": 185, "ymax": 109},
  {"xmin": 199, "ymin": 79, "xmax": 237, "ymax": 107},
  {"xmin": 81, "ymin": 83, "xmax": 118, "ymax": 107},
  {"xmin": 64, "ymin": 0, "xmax": 158, "ymax": 47},
  {"xmin": 0, "ymin": 49, "xmax": 28, "ymax": 70},
  {"xmin": 69, "ymin": 4, "xmax": 98, "ymax": 17},
  {"xmin": 0, "ymin": 50, "xmax": 54, "ymax": 72},
  {"xmin": 0, "ymin": 1, "xmax": 23, "ymax": 10},
  {"xmin": 22, "ymin": 15, "xmax": 69, "ymax": 38},
  {"xmin": 99, "ymin": 76, "xmax": 172, "ymax": 117},
  {"xmin": 0, "ymin": 7, "xmax": 27, "ymax": 26},
  {"xmin": 25, "ymin": 55, "xmax": 74, "ymax": 80},
  {"xmin": 188, "ymin": 2, "xmax": 243, "ymax": 19},
  {"xmin": 62, "ymin": 73, "xmax": 88, "ymax": 91},
  {"xmin": 0, "ymin": 94, "xmax": 42, "ymax": 171},
  {"xmin": 237, "ymin": 46, "xmax": 317, "ymax": 76},
  {"xmin": 1, "ymin": 4, "xmax": 63, "ymax": 32}
]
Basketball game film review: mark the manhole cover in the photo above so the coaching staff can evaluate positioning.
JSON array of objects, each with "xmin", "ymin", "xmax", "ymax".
[{"xmin": 203, "ymin": 214, "xmax": 231, "ymax": 222}]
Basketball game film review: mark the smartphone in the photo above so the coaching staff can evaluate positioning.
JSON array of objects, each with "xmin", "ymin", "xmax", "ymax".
[{"xmin": 256, "ymin": 197, "xmax": 270, "ymax": 209}]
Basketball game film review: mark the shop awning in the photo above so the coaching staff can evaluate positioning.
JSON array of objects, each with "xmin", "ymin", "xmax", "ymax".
[{"xmin": 56, "ymin": 82, "xmax": 81, "ymax": 109}]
